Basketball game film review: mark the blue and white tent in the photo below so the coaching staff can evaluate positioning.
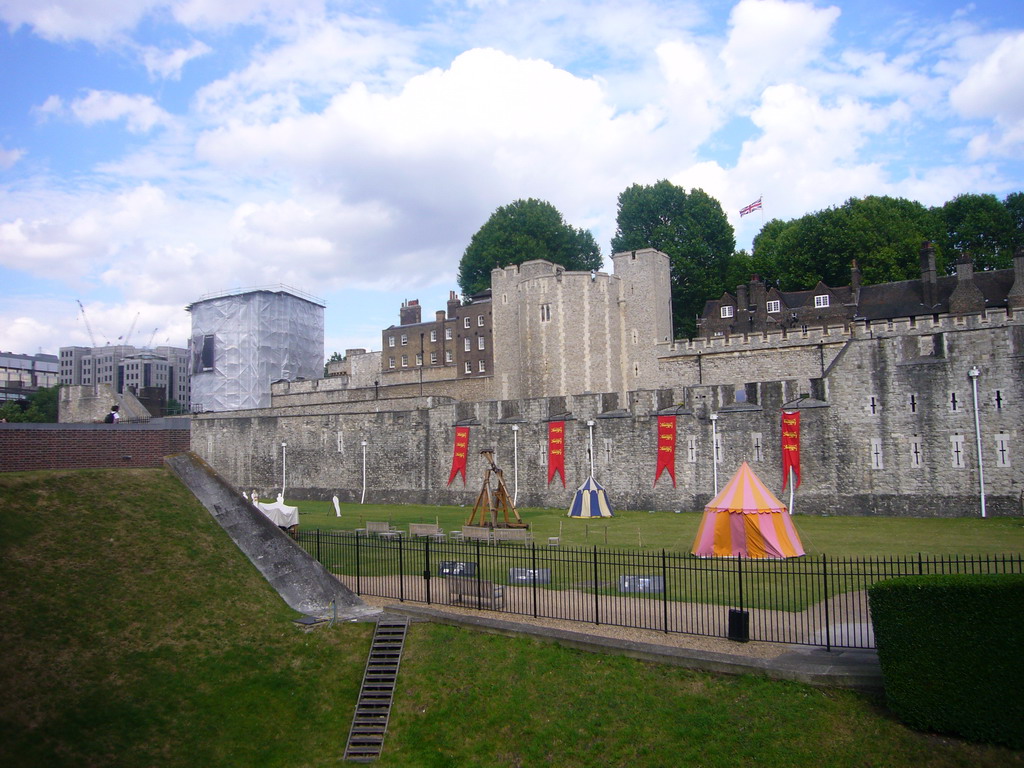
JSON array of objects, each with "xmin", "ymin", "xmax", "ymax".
[{"xmin": 567, "ymin": 476, "xmax": 614, "ymax": 518}]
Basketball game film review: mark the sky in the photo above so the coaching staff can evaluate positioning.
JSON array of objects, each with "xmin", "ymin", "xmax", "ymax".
[{"xmin": 1, "ymin": 0, "xmax": 1022, "ymax": 358}]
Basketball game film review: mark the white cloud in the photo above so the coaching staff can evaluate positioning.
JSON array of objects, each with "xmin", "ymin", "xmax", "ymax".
[
  {"xmin": 950, "ymin": 32, "xmax": 1024, "ymax": 158},
  {"xmin": 721, "ymin": 0, "xmax": 841, "ymax": 99},
  {"xmin": 0, "ymin": 145, "xmax": 24, "ymax": 169},
  {"xmin": 0, "ymin": 0, "xmax": 160, "ymax": 43},
  {"xmin": 141, "ymin": 40, "xmax": 212, "ymax": 80},
  {"xmin": 69, "ymin": 90, "xmax": 173, "ymax": 133}
]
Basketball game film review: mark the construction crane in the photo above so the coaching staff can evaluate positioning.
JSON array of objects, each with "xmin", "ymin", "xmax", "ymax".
[
  {"xmin": 76, "ymin": 299, "xmax": 97, "ymax": 347},
  {"xmin": 122, "ymin": 312, "xmax": 140, "ymax": 347},
  {"xmin": 146, "ymin": 327, "xmax": 159, "ymax": 349}
]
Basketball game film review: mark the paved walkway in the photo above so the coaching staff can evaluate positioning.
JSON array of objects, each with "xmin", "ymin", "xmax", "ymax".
[{"xmin": 359, "ymin": 599, "xmax": 883, "ymax": 693}]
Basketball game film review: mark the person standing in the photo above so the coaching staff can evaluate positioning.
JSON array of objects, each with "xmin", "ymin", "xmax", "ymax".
[{"xmin": 104, "ymin": 405, "xmax": 120, "ymax": 424}]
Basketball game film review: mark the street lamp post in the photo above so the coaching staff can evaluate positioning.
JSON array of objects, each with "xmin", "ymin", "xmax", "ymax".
[
  {"xmin": 968, "ymin": 367, "xmax": 987, "ymax": 519},
  {"xmin": 586, "ymin": 420, "xmax": 595, "ymax": 477},
  {"xmin": 281, "ymin": 442, "xmax": 287, "ymax": 498},
  {"xmin": 511, "ymin": 424, "xmax": 520, "ymax": 505},
  {"xmin": 709, "ymin": 413, "xmax": 719, "ymax": 495},
  {"xmin": 360, "ymin": 440, "xmax": 368, "ymax": 505}
]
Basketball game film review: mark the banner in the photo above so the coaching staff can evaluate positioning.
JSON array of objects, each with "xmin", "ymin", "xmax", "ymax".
[
  {"xmin": 654, "ymin": 415, "xmax": 677, "ymax": 487},
  {"xmin": 781, "ymin": 410, "xmax": 801, "ymax": 489},
  {"xmin": 547, "ymin": 421, "xmax": 566, "ymax": 486},
  {"xmin": 446, "ymin": 426, "xmax": 470, "ymax": 486}
]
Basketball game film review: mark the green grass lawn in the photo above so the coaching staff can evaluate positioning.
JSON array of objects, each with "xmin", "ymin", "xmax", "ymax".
[
  {"xmin": 292, "ymin": 498, "xmax": 1024, "ymax": 556},
  {"xmin": 1, "ymin": 469, "xmax": 1021, "ymax": 767}
]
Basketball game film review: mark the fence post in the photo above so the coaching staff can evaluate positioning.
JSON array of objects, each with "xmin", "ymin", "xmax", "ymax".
[
  {"xmin": 316, "ymin": 528, "xmax": 321, "ymax": 564},
  {"xmin": 736, "ymin": 554, "xmax": 744, "ymax": 613},
  {"xmin": 821, "ymin": 553, "xmax": 831, "ymax": 652},
  {"xmin": 355, "ymin": 532, "xmax": 361, "ymax": 596},
  {"xmin": 398, "ymin": 535, "xmax": 405, "ymax": 603},
  {"xmin": 531, "ymin": 543, "xmax": 538, "ymax": 618},
  {"xmin": 661, "ymin": 550, "xmax": 669, "ymax": 634},
  {"xmin": 593, "ymin": 545, "xmax": 600, "ymax": 626},
  {"xmin": 424, "ymin": 538, "xmax": 432, "ymax": 605}
]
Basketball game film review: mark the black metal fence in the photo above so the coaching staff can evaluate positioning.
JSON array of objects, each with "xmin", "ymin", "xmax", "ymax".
[{"xmin": 297, "ymin": 530, "xmax": 1023, "ymax": 649}]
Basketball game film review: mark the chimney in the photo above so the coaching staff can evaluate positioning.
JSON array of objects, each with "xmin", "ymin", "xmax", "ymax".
[
  {"xmin": 850, "ymin": 259, "xmax": 861, "ymax": 295},
  {"xmin": 949, "ymin": 252, "xmax": 985, "ymax": 314},
  {"xmin": 736, "ymin": 284, "xmax": 749, "ymax": 311},
  {"xmin": 1007, "ymin": 246, "xmax": 1024, "ymax": 311},
  {"xmin": 399, "ymin": 299, "xmax": 421, "ymax": 326},
  {"xmin": 436, "ymin": 310, "xmax": 446, "ymax": 323},
  {"xmin": 750, "ymin": 274, "xmax": 766, "ymax": 311},
  {"xmin": 447, "ymin": 290, "xmax": 461, "ymax": 319},
  {"xmin": 919, "ymin": 241, "xmax": 937, "ymax": 307}
]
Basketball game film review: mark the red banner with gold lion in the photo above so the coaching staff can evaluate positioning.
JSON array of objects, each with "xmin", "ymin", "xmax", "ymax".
[
  {"xmin": 781, "ymin": 410, "xmax": 801, "ymax": 489},
  {"xmin": 548, "ymin": 421, "xmax": 566, "ymax": 486},
  {"xmin": 654, "ymin": 415, "xmax": 677, "ymax": 487},
  {"xmin": 447, "ymin": 426, "xmax": 470, "ymax": 486}
]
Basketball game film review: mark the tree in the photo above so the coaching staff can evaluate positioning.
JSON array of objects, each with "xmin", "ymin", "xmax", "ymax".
[
  {"xmin": 611, "ymin": 181, "xmax": 736, "ymax": 338},
  {"xmin": 751, "ymin": 196, "xmax": 939, "ymax": 291},
  {"xmin": 457, "ymin": 199, "xmax": 602, "ymax": 297},
  {"xmin": 1004, "ymin": 192, "xmax": 1024, "ymax": 250},
  {"xmin": 325, "ymin": 351, "xmax": 343, "ymax": 377},
  {"xmin": 0, "ymin": 385, "xmax": 60, "ymax": 423},
  {"xmin": 934, "ymin": 193, "xmax": 1015, "ymax": 272}
]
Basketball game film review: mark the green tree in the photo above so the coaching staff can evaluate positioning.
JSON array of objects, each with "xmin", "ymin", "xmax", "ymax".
[
  {"xmin": 934, "ymin": 193, "xmax": 1015, "ymax": 271},
  {"xmin": 751, "ymin": 196, "xmax": 939, "ymax": 291},
  {"xmin": 1004, "ymin": 192, "xmax": 1024, "ymax": 249},
  {"xmin": 457, "ymin": 199, "xmax": 602, "ymax": 297},
  {"xmin": 325, "ymin": 351, "xmax": 343, "ymax": 377},
  {"xmin": 611, "ymin": 181, "xmax": 736, "ymax": 338},
  {"xmin": 0, "ymin": 385, "xmax": 59, "ymax": 423}
]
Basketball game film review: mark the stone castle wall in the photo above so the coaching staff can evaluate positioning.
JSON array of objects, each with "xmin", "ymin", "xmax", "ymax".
[{"xmin": 191, "ymin": 315, "xmax": 1023, "ymax": 517}]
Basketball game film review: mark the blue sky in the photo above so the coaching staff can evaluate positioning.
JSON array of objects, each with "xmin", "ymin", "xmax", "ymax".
[{"xmin": 1, "ymin": 0, "xmax": 1022, "ymax": 357}]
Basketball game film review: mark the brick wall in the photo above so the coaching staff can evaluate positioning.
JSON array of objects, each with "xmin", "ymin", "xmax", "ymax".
[{"xmin": 0, "ymin": 420, "xmax": 191, "ymax": 472}]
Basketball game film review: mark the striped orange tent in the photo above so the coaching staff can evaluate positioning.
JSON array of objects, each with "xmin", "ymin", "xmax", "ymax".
[{"xmin": 691, "ymin": 462, "xmax": 805, "ymax": 558}]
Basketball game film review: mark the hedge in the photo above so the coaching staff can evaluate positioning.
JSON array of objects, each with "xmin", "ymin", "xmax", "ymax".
[{"xmin": 868, "ymin": 573, "xmax": 1024, "ymax": 749}]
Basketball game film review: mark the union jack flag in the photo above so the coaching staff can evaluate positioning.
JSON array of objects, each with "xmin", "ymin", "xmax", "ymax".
[{"xmin": 739, "ymin": 197, "xmax": 763, "ymax": 217}]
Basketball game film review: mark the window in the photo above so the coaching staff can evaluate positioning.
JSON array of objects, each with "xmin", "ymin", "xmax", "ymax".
[
  {"xmin": 445, "ymin": 328, "xmax": 452, "ymax": 340},
  {"xmin": 401, "ymin": 354, "xmax": 408, "ymax": 367},
  {"xmin": 400, "ymin": 333, "xmax": 408, "ymax": 345},
  {"xmin": 430, "ymin": 352, "xmax": 438, "ymax": 365},
  {"xmin": 430, "ymin": 330, "xmax": 437, "ymax": 342},
  {"xmin": 415, "ymin": 353, "xmax": 423, "ymax": 366},
  {"xmin": 995, "ymin": 433, "xmax": 1011, "ymax": 468},
  {"xmin": 720, "ymin": 305, "xmax": 734, "ymax": 318},
  {"xmin": 478, "ymin": 360, "xmax": 486, "ymax": 372},
  {"xmin": 870, "ymin": 438, "xmax": 884, "ymax": 469},
  {"xmin": 201, "ymin": 335, "xmax": 215, "ymax": 371},
  {"xmin": 464, "ymin": 338, "xmax": 471, "ymax": 352},
  {"xmin": 909, "ymin": 436, "xmax": 923, "ymax": 468},
  {"xmin": 388, "ymin": 336, "xmax": 395, "ymax": 347},
  {"xmin": 464, "ymin": 361, "xmax": 472, "ymax": 374},
  {"xmin": 540, "ymin": 304, "xmax": 551, "ymax": 322},
  {"xmin": 478, "ymin": 336, "xmax": 485, "ymax": 350},
  {"xmin": 388, "ymin": 357, "xmax": 395, "ymax": 369},
  {"xmin": 950, "ymin": 434, "xmax": 965, "ymax": 468},
  {"xmin": 478, "ymin": 315, "xmax": 485, "ymax": 327},
  {"xmin": 445, "ymin": 350, "xmax": 453, "ymax": 363},
  {"xmin": 766, "ymin": 300, "xmax": 780, "ymax": 313},
  {"xmin": 464, "ymin": 317, "xmax": 471, "ymax": 329},
  {"xmin": 814, "ymin": 295, "xmax": 830, "ymax": 308}
]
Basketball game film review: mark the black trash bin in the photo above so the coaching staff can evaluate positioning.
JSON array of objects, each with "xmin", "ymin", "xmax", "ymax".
[{"xmin": 728, "ymin": 609, "xmax": 750, "ymax": 642}]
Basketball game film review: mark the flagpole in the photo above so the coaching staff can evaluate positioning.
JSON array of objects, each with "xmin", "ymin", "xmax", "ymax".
[{"xmin": 789, "ymin": 467, "xmax": 794, "ymax": 514}]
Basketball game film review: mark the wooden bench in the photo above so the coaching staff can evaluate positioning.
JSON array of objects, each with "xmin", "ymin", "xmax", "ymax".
[
  {"xmin": 409, "ymin": 523, "xmax": 444, "ymax": 539},
  {"xmin": 359, "ymin": 520, "xmax": 398, "ymax": 537},
  {"xmin": 447, "ymin": 576, "xmax": 504, "ymax": 609},
  {"xmin": 492, "ymin": 528, "xmax": 532, "ymax": 545},
  {"xmin": 461, "ymin": 526, "xmax": 492, "ymax": 543}
]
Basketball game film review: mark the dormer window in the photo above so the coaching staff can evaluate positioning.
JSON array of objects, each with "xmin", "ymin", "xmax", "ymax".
[
  {"xmin": 814, "ymin": 295, "xmax": 830, "ymax": 308},
  {"xmin": 766, "ymin": 300, "xmax": 781, "ymax": 313},
  {"xmin": 720, "ymin": 305, "xmax": 734, "ymax": 318}
]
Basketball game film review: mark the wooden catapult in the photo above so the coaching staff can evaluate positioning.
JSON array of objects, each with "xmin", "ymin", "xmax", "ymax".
[{"xmin": 466, "ymin": 449, "xmax": 528, "ymax": 529}]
